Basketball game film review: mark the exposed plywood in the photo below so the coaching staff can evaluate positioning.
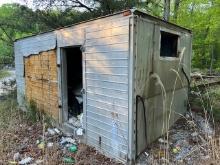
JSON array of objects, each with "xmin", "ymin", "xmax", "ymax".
[{"xmin": 24, "ymin": 50, "xmax": 59, "ymax": 119}]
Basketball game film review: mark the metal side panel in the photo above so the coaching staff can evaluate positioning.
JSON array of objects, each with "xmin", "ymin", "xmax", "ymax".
[
  {"xmin": 134, "ymin": 18, "xmax": 155, "ymax": 156},
  {"xmin": 14, "ymin": 43, "xmax": 25, "ymax": 106},
  {"xmin": 14, "ymin": 32, "xmax": 57, "ymax": 107},
  {"xmin": 84, "ymin": 15, "xmax": 130, "ymax": 162},
  {"xmin": 56, "ymin": 15, "xmax": 129, "ymax": 48}
]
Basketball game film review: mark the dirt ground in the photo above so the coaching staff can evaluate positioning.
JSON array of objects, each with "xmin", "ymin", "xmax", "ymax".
[
  {"xmin": 1, "ymin": 71, "xmax": 220, "ymax": 165},
  {"xmin": 136, "ymin": 75, "xmax": 220, "ymax": 165},
  {"xmin": 0, "ymin": 71, "xmax": 122, "ymax": 165},
  {"xmin": 136, "ymin": 114, "xmax": 220, "ymax": 165},
  {"xmin": 0, "ymin": 117, "xmax": 122, "ymax": 165}
]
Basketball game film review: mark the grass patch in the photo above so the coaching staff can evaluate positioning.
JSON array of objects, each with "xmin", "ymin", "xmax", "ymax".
[
  {"xmin": 0, "ymin": 70, "xmax": 11, "ymax": 79},
  {"xmin": 0, "ymin": 91, "xmax": 18, "ymax": 129},
  {"xmin": 190, "ymin": 84, "xmax": 220, "ymax": 121}
]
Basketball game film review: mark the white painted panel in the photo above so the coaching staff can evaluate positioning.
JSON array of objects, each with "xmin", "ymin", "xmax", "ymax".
[
  {"xmin": 86, "ymin": 92, "xmax": 127, "ymax": 105},
  {"xmin": 86, "ymin": 26, "xmax": 129, "ymax": 40},
  {"xmin": 87, "ymin": 99, "xmax": 128, "ymax": 114},
  {"xmin": 15, "ymin": 32, "xmax": 56, "ymax": 57},
  {"xmin": 56, "ymin": 14, "xmax": 129, "ymax": 48},
  {"xmin": 86, "ymin": 34, "xmax": 128, "ymax": 46},
  {"xmin": 86, "ymin": 79, "xmax": 128, "ymax": 90},
  {"xmin": 86, "ymin": 66, "xmax": 128, "ymax": 75},
  {"xmin": 85, "ymin": 51, "xmax": 128, "ymax": 60},
  {"xmin": 86, "ymin": 43, "xmax": 129, "ymax": 53},
  {"xmin": 86, "ymin": 129, "xmax": 128, "ymax": 154},
  {"xmin": 14, "ymin": 44, "xmax": 25, "ymax": 106},
  {"xmin": 87, "ymin": 105, "xmax": 128, "ymax": 121},
  {"xmin": 87, "ymin": 136, "xmax": 127, "ymax": 161},
  {"xmin": 87, "ymin": 87, "xmax": 128, "ymax": 100},
  {"xmin": 14, "ymin": 32, "xmax": 57, "ymax": 107},
  {"xmin": 86, "ymin": 73, "xmax": 128, "ymax": 83},
  {"xmin": 86, "ymin": 59, "xmax": 128, "ymax": 68},
  {"xmin": 84, "ymin": 16, "xmax": 130, "ymax": 161},
  {"xmin": 57, "ymin": 28, "xmax": 84, "ymax": 47},
  {"xmin": 86, "ymin": 19, "xmax": 129, "ymax": 33},
  {"xmin": 87, "ymin": 116, "xmax": 128, "ymax": 133}
]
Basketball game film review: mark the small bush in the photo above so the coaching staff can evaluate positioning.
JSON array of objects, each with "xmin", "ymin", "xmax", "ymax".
[{"xmin": 0, "ymin": 70, "xmax": 10, "ymax": 79}]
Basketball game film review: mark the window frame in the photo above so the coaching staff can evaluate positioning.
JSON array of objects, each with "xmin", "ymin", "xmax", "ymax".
[{"xmin": 159, "ymin": 28, "xmax": 180, "ymax": 61}]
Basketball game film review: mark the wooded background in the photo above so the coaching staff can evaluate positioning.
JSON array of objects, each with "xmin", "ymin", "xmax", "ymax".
[{"xmin": 0, "ymin": 0, "xmax": 219, "ymax": 70}]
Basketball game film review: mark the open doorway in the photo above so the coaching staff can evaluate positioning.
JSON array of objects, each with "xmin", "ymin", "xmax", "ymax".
[{"xmin": 63, "ymin": 47, "xmax": 83, "ymax": 128}]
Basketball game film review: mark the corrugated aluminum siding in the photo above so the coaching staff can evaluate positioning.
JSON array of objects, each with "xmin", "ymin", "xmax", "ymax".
[{"xmin": 84, "ymin": 16, "xmax": 130, "ymax": 161}]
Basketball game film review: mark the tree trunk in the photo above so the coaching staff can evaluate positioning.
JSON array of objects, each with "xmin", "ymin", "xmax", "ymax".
[
  {"xmin": 163, "ymin": 0, "xmax": 170, "ymax": 21},
  {"xmin": 209, "ymin": 45, "xmax": 214, "ymax": 75},
  {"xmin": 173, "ymin": 0, "xmax": 180, "ymax": 22}
]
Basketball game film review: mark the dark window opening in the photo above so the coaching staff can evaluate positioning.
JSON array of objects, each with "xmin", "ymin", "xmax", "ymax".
[
  {"xmin": 160, "ymin": 31, "xmax": 178, "ymax": 57},
  {"xmin": 66, "ymin": 47, "xmax": 83, "ymax": 119}
]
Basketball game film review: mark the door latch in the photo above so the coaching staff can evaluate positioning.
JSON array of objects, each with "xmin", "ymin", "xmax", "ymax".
[{"xmin": 81, "ymin": 88, "xmax": 86, "ymax": 94}]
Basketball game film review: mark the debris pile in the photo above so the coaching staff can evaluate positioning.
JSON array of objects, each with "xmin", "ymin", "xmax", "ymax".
[
  {"xmin": 1, "ymin": 123, "xmax": 121, "ymax": 165},
  {"xmin": 68, "ymin": 86, "xmax": 84, "ymax": 136},
  {"xmin": 137, "ymin": 112, "xmax": 216, "ymax": 164},
  {"xmin": 0, "ymin": 70, "xmax": 16, "ymax": 98}
]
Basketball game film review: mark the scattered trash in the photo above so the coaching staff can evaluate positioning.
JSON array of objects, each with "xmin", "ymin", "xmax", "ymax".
[
  {"xmin": 23, "ymin": 138, "xmax": 29, "ymax": 143},
  {"xmin": 201, "ymin": 155, "xmax": 210, "ymax": 160},
  {"xmin": 172, "ymin": 146, "xmax": 181, "ymax": 154},
  {"xmin": 47, "ymin": 142, "xmax": 54, "ymax": 148},
  {"xmin": 60, "ymin": 137, "xmax": 76, "ymax": 145},
  {"xmin": 13, "ymin": 152, "xmax": 20, "ymax": 161},
  {"xmin": 54, "ymin": 128, "xmax": 60, "ymax": 134},
  {"xmin": 19, "ymin": 157, "xmax": 32, "ymax": 165},
  {"xmin": 68, "ymin": 117, "xmax": 81, "ymax": 128},
  {"xmin": 144, "ymin": 152, "xmax": 149, "ymax": 157},
  {"xmin": 158, "ymin": 138, "xmax": 168, "ymax": 144},
  {"xmin": 78, "ymin": 113, "xmax": 83, "ymax": 127},
  {"xmin": 37, "ymin": 142, "xmax": 45, "ymax": 150},
  {"xmin": 47, "ymin": 128, "xmax": 56, "ymax": 135},
  {"xmin": 175, "ymin": 147, "xmax": 191, "ymax": 161},
  {"xmin": 137, "ymin": 110, "xmax": 216, "ymax": 164},
  {"xmin": 185, "ymin": 113, "xmax": 191, "ymax": 119},
  {"xmin": 34, "ymin": 159, "xmax": 44, "ymax": 164},
  {"xmin": 8, "ymin": 161, "xmax": 17, "ymax": 164},
  {"xmin": 192, "ymin": 113, "xmax": 214, "ymax": 136},
  {"xmin": 155, "ymin": 150, "xmax": 165, "ymax": 158},
  {"xmin": 76, "ymin": 128, "xmax": 83, "ymax": 136},
  {"xmin": 63, "ymin": 157, "xmax": 75, "ymax": 164},
  {"xmin": 191, "ymin": 132, "xmax": 198, "ymax": 137},
  {"xmin": 68, "ymin": 144, "xmax": 78, "ymax": 153}
]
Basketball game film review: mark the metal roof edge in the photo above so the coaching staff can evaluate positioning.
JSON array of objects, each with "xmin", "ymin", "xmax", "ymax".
[
  {"xmin": 132, "ymin": 9, "xmax": 191, "ymax": 33},
  {"xmin": 15, "ymin": 9, "xmax": 191, "ymax": 43},
  {"xmin": 14, "ymin": 10, "xmax": 130, "ymax": 43}
]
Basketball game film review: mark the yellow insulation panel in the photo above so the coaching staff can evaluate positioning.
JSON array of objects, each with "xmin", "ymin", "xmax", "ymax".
[{"xmin": 24, "ymin": 50, "xmax": 59, "ymax": 119}]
